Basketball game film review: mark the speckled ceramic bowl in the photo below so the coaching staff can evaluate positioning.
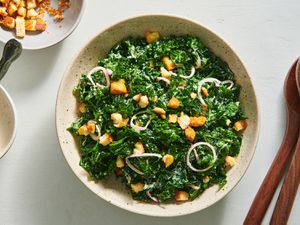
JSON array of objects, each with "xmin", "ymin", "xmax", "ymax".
[
  {"xmin": 0, "ymin": 85, "xmax": 17, "ymax": 159},
  {"xmin": 0, "ymin": 0, "xmax": 85, "ymax": 50},
  {"xmin": 56, "ymin": 15, "xmax": 259, "ymax": 217}
]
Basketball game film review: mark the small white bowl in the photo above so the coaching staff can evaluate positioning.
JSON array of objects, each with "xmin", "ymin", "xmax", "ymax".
[
  {"xmin": 0, "ymin": 0, "xmax": 85, "ymax": 50},
  {"xmin": 0, "ymin": 85, "xmax": 17, "ymax": 159}
]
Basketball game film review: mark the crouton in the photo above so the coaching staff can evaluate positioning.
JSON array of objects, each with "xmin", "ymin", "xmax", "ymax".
[
  {"xmin": 185, "ymin": 126, "xmax": 196, "ymax": 142},
  {"xmin": 110, "ymin": 80, "xmax": 128, "ymax": 95},
  {"xmin": 111, "ymin": 113, "xmax": 128, "ymax": 128},
  {"xmin": 225, "ymin": 156, "xmax": 236, "ymax": 168},
  {"xmin": 2, "ymin": 16, "xmax": 15, "ymax": 29},
  {"xmin": 167, "ymin": 97, "xmax": 180, "ymax": 109},
  {"xmin": 0, "ymin": 7, "xmax": 8, "ymax": 17},
  {"xmin": 26, "ymin": 8, "xmax": 37, "ymax": 18},
  {"xmin": 201, "ymin": 87, "xmax": 209, "ymax": 97},
  {"xmin": 17, "ymin": 7, "xmax": 26, "ymax": 17},
  {"xmin": 0, "ymin": 0, "xmax": 9, "ymax": 3},
  {"xmin": 177, "ymin": 112, "xmax": 190, "ymax": 130},
  {"xmin": 26, "ymin": 0, "xmax": 36, "ymax": 10},
  {"xmin": 189, "ymin": 116, "xmax": 206, "ymax": 127},
  {"xmin": 79, "ymin": 102, "xmax": 86, "ymax": 113},
  {"xmin": 35, "ymin": 18, "xmax": 46, "ymax": 30},
  {"xmin": 168, "ymin": 114, "xmax": 178, "ymax": 123},
  {"xmin": 138, "ymin": 95, "xmax": 149, "ymax": 108},
  {"xmin": 145, "ymin": 31, "xmax": 160, "ymax": 44},
  {"xmin": 203, "ymin": 176, "xmax": 210, "ymax": 184},
  {"xmin": 175, "ymin": 191, "xmax": 189, "ymax": 201},
  {"xmin": 233, "ymin": 120, "xmax": 247, "ymax": 131},
  {"xmin": 15, "ymin": 16, "xmax": 25, "ymax": 38},
  {"xmin": 78, "ymin": 124, "xmax": 89, "ymax": 136},
  {"xmin": 162, "ymin": 56, "xmax": 176, "ymax": 71},
  {"xmin": 116, "ymin": 157, "xmax": 125, "ymax": 168},
  {"xmin": 99, "ymin": 133, "xmax": 113, "ymax": 146},
  {"xmin": 133, "ymin": 141, "xmax": 144, "ymax": 154},
  {"xmin": 162, "ymin": 154, "xmax": 174, "ymax": 168},
  {"xmin": 25, "ymin": 19, "xmax": 36, "ymax": 30},
  {"xmin": 153, "ymin": 107, "xmax": 166, "ymax": 119},
  {"xmin": 86, "ymin": 121, "xmax": 96, "ymax": 134},
  {"xmin": 131, "ymin": 183, "xmax": 144, "ymax": 193},
  {"xmin": 160, "ymin": 67, "xmax": 172, "ymax": 80},
  {"xmin": 133, "ymin": 93, "xmax": 142, "ymax": 102},
  {"xmin": 7, "ymin": 3, "xmax": 18, "ymax": 16}
]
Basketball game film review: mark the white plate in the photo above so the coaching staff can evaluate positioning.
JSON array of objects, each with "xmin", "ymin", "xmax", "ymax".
[{"xmin": 0, "ymin": 0, "xmax": 85, "ymax": 50}]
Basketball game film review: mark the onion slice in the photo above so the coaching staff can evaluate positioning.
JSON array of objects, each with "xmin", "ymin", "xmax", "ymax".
[
  {"xmin": 221, "ymin": 80, "xmax": 234, "ymax": 89},
  {"xmin": 130, "ymin": 111, "xmax": 151, "ymax": 132},
  {"xmin": 186, "ymin": 142, "xmax": 217, "ymax": 172},
  {"xmin": 195, "ymin": 55, "xmax": 202, "ymax": 69},
  {"xmin": 157, "ymin": 77, "xmax": 170, "ymax": 85},
  {"xmin": 126, "ymin": 153, "xmax": 163, "ymax": 175},
  {"xmin": 146, "ymin": 191, "xmax": 159, "ymax": 203},
  {"xmin": 87, "ymin": 66, "xmax": 111, "ymax": 87},
  {"xmin": 169, "ymin": 67, "xmax": 196, "ymax": 79}
]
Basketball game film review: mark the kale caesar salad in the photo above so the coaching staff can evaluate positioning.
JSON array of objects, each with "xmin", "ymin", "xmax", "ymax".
[{"xmin": 68, "ymin": 31, "xmax": 247, "ymax": 203}]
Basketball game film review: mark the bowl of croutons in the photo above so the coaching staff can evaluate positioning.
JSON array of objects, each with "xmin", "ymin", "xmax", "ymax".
[
  {"xmin": 56, "ymin": 14, "xmax": 259, "ymax": 217},
  {"xmin": 0, "ymin": 0, "xmax": 85, "ymax": 49}
]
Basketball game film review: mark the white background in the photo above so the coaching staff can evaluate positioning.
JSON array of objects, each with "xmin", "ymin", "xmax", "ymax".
[{"xmin": 1, "ymin": 0, "xmax": 300, "ymax": 224}]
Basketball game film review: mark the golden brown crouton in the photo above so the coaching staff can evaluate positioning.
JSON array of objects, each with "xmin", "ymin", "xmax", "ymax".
[
  {"xmin": 0, "ymin": 7, "xmax": 8, "ymax": 17},
  {"xmin": 7, "ymin": 3, "xmax": 18, "ymax": 16},
  {"xmin": 233, "ymin": 120, "xmax": 247, "ymax": 131},
  {"xmin": 162, "ymin": 154, "xmax": 174, "ymax": 168},
  {"xmin": 167, "ymin": 97, "xmax": 180, "ymax": 109},
  {"xmin": 26, "ymin": 8, "xmax": 37, "ymax": 18},
  {"xmin": 17, "ymin": 7, "xmax": 26, "ymax": 17},
  {"xmin": 78, "ymin": 124, "xmax": 89, "ymax": 136},
  {"xmin": 177, "ymin": 112, "xmax": 190, "ymax": 130},
  {"xmin": 111, "ymin": 113, "xmax": 128, "ymax": 128},
  {"xmin": 131, "ymin": 183, "xmax": 144, "ymax": 193},
  {"xmin": 133, "ymin": 93, "xmax": 142, "ymax": 102},
  {"xmin": 15, "ymin": 16, "xmax": 25, "ymax": 38},
  {"xmin": 145, "ymin": 31, "xmax": 160, "ymax": 44},
  {"xmin": 138, "ymin": 95, "xmax": 149, "ymax": 108},
  {"xmin": 133, "ymin": 141, "xmax": 144, "ymax": 154},
  {"xmin": 99, "ymin": 133, "xmax": 113, "ymax": 146},
  {"xmin": 160, "ymin": 67, "xmax": 172, "ymax": 80},
  {"xmin": 201, "ymin": 87, "xmax": 209, "ymax": 97},
  {"xmin": 110, "ymin": 80, "xmax": 128, "ymax": 95},
  {"xmin": 2, "ymin": 16, "xmax": 15, "ymax": 29},
  {"xmin": 185, "ymin": 126, "xmax": 196, "ymax": 142},
  {"xmin": 168, "ymin": 114, "xmax": 178, "ymax": 123},
  {"xmin": 25, "ymin": 19, "xmax": 36, "ymax": 30},
  {"xmin": 26, "ymin": 0, "xmax": 36, "ymax": 10},
  {"xmin": 189, "ymin": 116, "xmax": 206, "ymax": 127},
  {"xmin": 162, "ymin": 56, "xmax": 176, "ymax": 71},
  {"xmin": 87, "ymin": 121, "xmax": 96, "ymax": 134},
  {"xmin": 35, "ymin": 18, "xmax": 46, "ymax": 30},
  {"xmin": 203, "ymin": 176, "xmax": 210, "ymax": 184},
  {"xmin": 175, "ymin": 191, "xmax": 189, "ymax": 201},
  {"xmin": 153, "ymin": 107, "xmax": 166, "ymax": 119},
  {"xmin": 79, "ymin": 102, "xmax": 86, "ymax": 113},
  {"xmin": 12, "ymin": 0, "xmax": 21, "ymax": 7},
  {"xmin": 116, "ymin": 156, "xmax": 125, "ymax": 168},
  {"xmin": 225, "ymin": 156, "xmax": 236, "ymax": 168},
  {"xmin": 0, "ymin": 0, "xmax": 10, "ymax": 4}
]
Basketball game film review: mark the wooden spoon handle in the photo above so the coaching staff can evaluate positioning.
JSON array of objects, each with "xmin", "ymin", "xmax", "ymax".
[
  {"xmin": 270, "ymin": 132, "xmax": 300, "ymax": 225},
  {"xmin": 243, "ymin": 112, "xmax": 300, "ymax": 225}
]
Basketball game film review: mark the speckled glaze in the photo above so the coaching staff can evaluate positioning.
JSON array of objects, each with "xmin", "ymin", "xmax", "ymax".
[
  {"xmin": 56, "ymin": 15, "xmax": 260, "ymax": 217},
  {"xmin": 0, "ymin": 85, "xmax": 17, "ymax": 159},
  {"xmin": 0, "ymin": 0, "xmax": 85, "ymax": 50}
]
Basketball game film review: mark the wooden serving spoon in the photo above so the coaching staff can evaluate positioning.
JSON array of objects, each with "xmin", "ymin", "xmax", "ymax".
[
  {"xmin": 270, "ymin": 59, "xmax": 300, "ymax": 225},
  {"xmin": 244, "ymin": 59, "xmax": 300, "ymax": 225}
]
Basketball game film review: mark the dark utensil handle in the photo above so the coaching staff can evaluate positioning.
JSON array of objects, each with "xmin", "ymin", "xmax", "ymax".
[
  {"xmin": 270, "ymin": 132, "xmax": 300, "ymax": 225},
  {"xmin": 243, "ymin": 111, "xmax": 300, "ymax": 225},
  {"xmin": 0, "ymin": 39, "xmax": 22, "ymax": 81}
]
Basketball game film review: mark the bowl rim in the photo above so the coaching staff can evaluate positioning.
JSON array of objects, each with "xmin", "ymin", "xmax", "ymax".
[
  {"xmin": 0, "ymin": 84, "xmax": 17, "ymax": 159},
  {"xmin": 55, "ymin": 13, "xmax": 260, "ymax": 217},
  {"xmin": 0, "ymin": 0, "xmax": 86, "ymax": 50}
]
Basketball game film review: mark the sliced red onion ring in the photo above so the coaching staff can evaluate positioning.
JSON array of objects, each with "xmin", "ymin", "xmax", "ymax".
[
  {"xmin": 169, "ymin": 66, "xmax": 196, "ymax": 79},
  {"xmin": 221, "ymin": 80, "xmax": 234, "ymax": 89},
  {"xmin": 126, "ymin": 153, "xmax": 162, "ymax": 175},
  {"xmin": 146, "ymin": 191, "xmax": 159, "ymax": 203},
  {"xmin": 187, "ymin": 142, "xmax": 217, "ymax": 172},
  {"xmin": 88, "ymin": 120, "xmax": 102, "ymax": 141},
  {"xmin": 87, "ymin": 66, "xmax": 111, "ymax": 87}
]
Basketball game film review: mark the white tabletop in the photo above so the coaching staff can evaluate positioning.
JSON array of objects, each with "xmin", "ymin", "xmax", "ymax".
[{"xmin": 1, "ymin": 0, "xmax": 300, "ymax": 224}]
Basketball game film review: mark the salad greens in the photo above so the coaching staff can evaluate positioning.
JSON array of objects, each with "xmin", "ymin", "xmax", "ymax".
[{"xmin": 68, "ymin": 32, "xmax": 247, "ymax": 203}]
